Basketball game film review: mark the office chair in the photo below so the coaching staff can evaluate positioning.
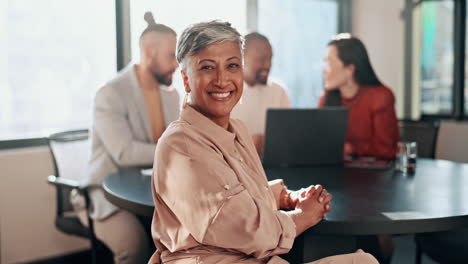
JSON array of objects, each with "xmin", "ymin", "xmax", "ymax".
[
  {"xmin": 435, "ymin": 120, "xmax": 468, "ymax": 163},
  {"xmin": 414, "ymin": 121, "xmax": 468, "ymax": 264},
  {"xmin": 398, "ymin": 120, "xmax": 440, "ymax": 158},
  {"xmin": 46, "ymin": 129, "xmax": 113, "ymax": 264}
]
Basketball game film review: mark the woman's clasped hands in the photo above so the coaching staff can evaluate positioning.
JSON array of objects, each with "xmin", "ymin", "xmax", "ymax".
[{"xmin": 284, "ymin": 185, "xmax": 333, "ymax": 235}]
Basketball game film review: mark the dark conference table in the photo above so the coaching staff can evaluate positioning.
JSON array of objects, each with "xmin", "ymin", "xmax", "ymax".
[{"xmin": 103, "ymin": 158, "xmax": 468, "ymax": 236}]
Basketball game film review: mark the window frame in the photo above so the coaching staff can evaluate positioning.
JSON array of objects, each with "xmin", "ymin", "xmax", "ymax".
[{"xmin": 452, "ymin": 0, "xmax": 466, "ymax": 120}]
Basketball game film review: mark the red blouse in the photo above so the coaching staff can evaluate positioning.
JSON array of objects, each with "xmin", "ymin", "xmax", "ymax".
[{"xmin": 318, "ymin": 85, "xmax": 399, "ymax": 159}]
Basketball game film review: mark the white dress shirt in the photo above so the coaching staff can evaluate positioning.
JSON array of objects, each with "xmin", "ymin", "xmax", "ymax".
[{"xmin": 231, "ymin": 79, "xmax": 291, "ymax": 136}]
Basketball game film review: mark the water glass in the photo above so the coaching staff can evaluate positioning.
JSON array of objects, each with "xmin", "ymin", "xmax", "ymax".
[{"xmin": 396, "ymin": 142, "xmax": 417, "ymax": 173}]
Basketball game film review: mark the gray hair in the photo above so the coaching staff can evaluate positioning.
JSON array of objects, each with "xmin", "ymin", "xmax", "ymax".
[{"xmin": 176, "ymin": 20, "xmax": 244, "ymax": 70}]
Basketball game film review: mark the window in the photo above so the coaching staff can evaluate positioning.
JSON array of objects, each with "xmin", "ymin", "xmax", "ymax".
[
  {"xmin": 0, "ymin": 1, "xmax": 116, "ymax": 140},
  {"xmin": 129, "ymin": 0, "xmax": 247, "ymax": 98},
  {"xmin": 415, "ymin": 0, "xmax": 467, "ymax": 119},
  {"xmin": 420, "ymin": 1, "xmax": 454, "ymax": 115},
  {"xmin": 257, "ymin": 0, "xmax": 339, "ymax": 108}
]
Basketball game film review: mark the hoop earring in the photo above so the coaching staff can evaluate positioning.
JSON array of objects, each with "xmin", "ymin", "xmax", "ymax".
[{"xmin": 183, "ymin": 92, "xmax": 189, "ymax": 108}]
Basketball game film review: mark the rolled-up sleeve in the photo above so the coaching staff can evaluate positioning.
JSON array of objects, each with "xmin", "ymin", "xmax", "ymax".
[
  {"xmin": 154, "ymin": 130, "xmax": 296, "ymax": 259},
  {"xmin": 268, "ymin": 179, "xmax": 286, "ymax": 210}
]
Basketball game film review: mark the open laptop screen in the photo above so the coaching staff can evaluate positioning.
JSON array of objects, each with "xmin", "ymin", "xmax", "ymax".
[{"xmin": 263, "ymin": 108, "xmax": 348, "ymax": 168}]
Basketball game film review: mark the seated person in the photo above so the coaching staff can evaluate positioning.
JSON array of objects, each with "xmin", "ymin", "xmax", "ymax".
[
  {"xmin": 148, "ymin": 20, "xmax": 378, "ymax": 264},
  {"xmin": 319, "ymin": 33, "xmax": 396, "ymax": 264},
  {"xmin": 318, "ymin": 33, "xmax": 399, "ymax": 160},
  {"xmin": 231, "ymin": 32, "xmax": 291, "ymax": 157},
  {"xmin": 74, "ymin": 13, "xmax": 180, "ymax": 264}
]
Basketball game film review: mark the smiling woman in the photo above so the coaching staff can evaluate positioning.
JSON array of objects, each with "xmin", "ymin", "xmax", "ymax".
[
  {"xmin": 181, "ymin": 43, "xmax": 243, "ymax": 128},
  {"xmin": 148, "ymin": 20, "xmax": 377, "ymax": 264},
  {"xmin": 176, "ymin": 21, "xmax": 244, "ymax": 128}
]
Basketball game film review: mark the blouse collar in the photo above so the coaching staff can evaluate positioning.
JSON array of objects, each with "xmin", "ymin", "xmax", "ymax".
[{"xmin": 180, "ymin": 105, "xmax": 244, "ymax": 152}]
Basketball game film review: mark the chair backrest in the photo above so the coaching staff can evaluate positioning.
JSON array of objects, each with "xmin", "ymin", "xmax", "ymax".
[
  {"xmin": 435, "ymin": 121, "xmax": 468, "ymax": 163},
  {"xmin": 48, "ymin": 129, "xmax": 90, "ymax": 214},
  {"xmin": 398, "ymin": 120, "xmax": 440, "ymax": 158}
]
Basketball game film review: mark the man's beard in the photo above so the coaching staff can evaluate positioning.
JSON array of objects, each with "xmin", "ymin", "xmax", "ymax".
[
  {"xmin": 152, "ymin": 71, "xmax": 173, "ymax": 86},
  {"xmin": 256, "ymin": 77, "xmax": 268, "ymax": 85},
  {"xmin": 255, "ymin": 69, "xmax": 269, "ymax": 85}
]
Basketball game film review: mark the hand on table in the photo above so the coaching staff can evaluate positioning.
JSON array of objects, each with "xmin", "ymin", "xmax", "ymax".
[
  {"xmin": 289, "ymin": 185, "xmax": 332, "ymax": 215},
  {"xmin": 287, "ymin": 185, "xmax": 333, "ymax": 235}
]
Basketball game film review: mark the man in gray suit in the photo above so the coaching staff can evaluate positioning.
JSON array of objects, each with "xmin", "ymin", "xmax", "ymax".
[{"xmin": 77, "ymin": 13, "xmax": 179, "ymax": 264}]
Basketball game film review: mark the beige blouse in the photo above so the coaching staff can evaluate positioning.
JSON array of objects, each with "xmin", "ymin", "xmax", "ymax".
[{"xmin": 149, "ymin": 106, "xmax": 296, "ymax": 264}]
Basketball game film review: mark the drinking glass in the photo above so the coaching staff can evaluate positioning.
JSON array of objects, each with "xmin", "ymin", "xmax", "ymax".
[{"xmin": 396, "ymin": 142, "xmax": 417, "ymax": 173}]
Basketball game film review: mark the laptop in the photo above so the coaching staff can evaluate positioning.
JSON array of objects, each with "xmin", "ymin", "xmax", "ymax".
[{"xmin": 262, "ymin": 108, "xmax": 348, "ymax": 167}]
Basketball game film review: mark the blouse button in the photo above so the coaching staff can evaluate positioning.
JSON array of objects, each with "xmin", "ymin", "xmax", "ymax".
[{"xmin": 224, "ymin": 184, "xmax": 230, "ymax": 190}]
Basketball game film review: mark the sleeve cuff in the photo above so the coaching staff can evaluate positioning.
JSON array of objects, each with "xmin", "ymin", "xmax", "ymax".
[
  {"xmin": 268, "ymin": 179, "xmax": 285, "ymax": 209},
  {"xmin": 274, "ymin": 210, "xmax": 296, "ymax": 251}
]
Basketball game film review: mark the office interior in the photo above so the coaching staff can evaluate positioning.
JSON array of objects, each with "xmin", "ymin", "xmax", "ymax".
[{"xmin": 1, "ymin": 0, "xmax": 467, "ymax": 263}]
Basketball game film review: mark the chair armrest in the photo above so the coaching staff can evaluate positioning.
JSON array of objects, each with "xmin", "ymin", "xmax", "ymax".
[
  {"xmin": 47, "ymin": 175, "xmax": 81, "ymax": 189},
  {"xmin": 47, "ymin": 175, "xmax": 93, "ymax": 210}
]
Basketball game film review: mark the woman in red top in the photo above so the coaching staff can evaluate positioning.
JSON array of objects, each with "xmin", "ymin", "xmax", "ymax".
[
  {"xmin": 318, "ymin": 34, "xmax": 398, "ymax": 264},
  {"xmin": 318, "ymin": 33, "xmax": 399, "ymax": 160}
]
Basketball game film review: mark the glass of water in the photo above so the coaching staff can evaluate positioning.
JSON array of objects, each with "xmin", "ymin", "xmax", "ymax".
[{"xmin": 396, "ymin": 142, "xmax": 417, "ymax": 173}]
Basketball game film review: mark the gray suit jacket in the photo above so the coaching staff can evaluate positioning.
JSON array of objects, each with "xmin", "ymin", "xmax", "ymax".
[{"xmin": 84, "ymin": 64, "xmax": 179, "ymax": 219}]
